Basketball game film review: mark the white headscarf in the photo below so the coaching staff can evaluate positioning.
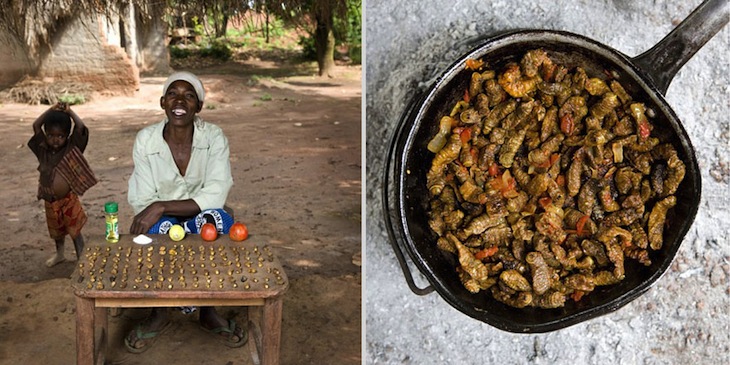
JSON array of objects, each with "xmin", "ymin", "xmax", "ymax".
[{"xmin": 162, "ymin": 71, "xmax": 205, "ymax": 102}]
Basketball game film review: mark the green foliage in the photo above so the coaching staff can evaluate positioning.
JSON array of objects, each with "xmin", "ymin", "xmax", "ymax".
[
  {"xmin": 58, "ymin": 93, "xmax": 85, "ymax": 105},
  {"xmin": 199, "ymin": 39, "xmax": 232, "ymax": 60},
  {"xmin": 169, "ymin": 39, "xmax": 231, "ymax": 61},
  {"xmin": 191, "ymin": 16, "xmax": 205, "ymax": 36},
  {"xmin": 341, "ymin": 0, "xmax": 362, "ymax": 65},
  {"xmin": 335, "ymin": 0, "xmax": 361, "ymax": 46},
  {"xmin": 231, "ymin": 16, "xmax": 287, "ymax": 38},
  {"xmin": 164, "ymin": 1, "xmax": 364, "ymax": 67},
  {"xmin": 292, "ymin": 0, "xmax": 361, "ymax": 64},
  {"xmin": 298, "ymin": 35, "xmax": 317, "ymax": 61},
  {"xmin": 169, "ymin": 45, "xmax": 192, "ymax": 59},
  {"xmin": 225, "ymin": 27, "xmax": 246, "ymax": 39},
  {"xmin": 348, "ymin": 44, "xmax": 361, "ymax": 65},
  {"xmin": 266, "ymin": 17, "xmax": 287, "ymax": 37},
  {"xmin": 248, "ymin": 75, "xmax": 273, "ymax": 86},
  {"xmin": 260, "ymin": 93, "xmax": 272, "ymax": 101}
]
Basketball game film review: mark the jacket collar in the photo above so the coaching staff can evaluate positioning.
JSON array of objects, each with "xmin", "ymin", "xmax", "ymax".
[{"xmin": 153, "ymin": 116, "xmax": 209, "ymax": 152}]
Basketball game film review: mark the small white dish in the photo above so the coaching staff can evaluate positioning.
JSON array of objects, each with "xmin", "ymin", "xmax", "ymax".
[{"xmin": 133, "ymin": 234, "xmax": 153, "ymax": 245}]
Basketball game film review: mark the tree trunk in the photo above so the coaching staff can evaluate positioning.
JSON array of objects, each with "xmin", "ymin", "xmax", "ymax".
[
  {"xmin": 121, "ymin": 2, "xmax": 139, "ymax": 68},
  {"xmin": 212, "ymin": 2, "xmax": 229, "ymax": 38},
  {"xmin": 265, "ymin": 6, "xmax": 270, "ymax": 43},
  {"xmin": 215, "ymin": 13, "xmax": 228, "ymax": 38},
  {"xmin": 314, "ymin": 12, "xmax": 335, "ymax": 78},
  {"xmin": 135, "ymin": 2, "xmax": 171, "ymax": 75}
]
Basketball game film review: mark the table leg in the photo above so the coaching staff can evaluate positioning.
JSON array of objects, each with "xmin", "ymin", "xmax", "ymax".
[
  {"xmin": 261, "ymin": 297, "xmax": 283, "ymax": 365},
  {"xmin": 97, "ymin": 306, "xmax": 108, "ymax": 364},
  {"xmin": 75, "ymin": 296, "xmax": 95, "ymax": 365}
]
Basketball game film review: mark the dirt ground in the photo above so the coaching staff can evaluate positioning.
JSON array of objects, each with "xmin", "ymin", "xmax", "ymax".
[{"xmin": 0, "ymin": 59, "xmax": 362, "ymax": 364}]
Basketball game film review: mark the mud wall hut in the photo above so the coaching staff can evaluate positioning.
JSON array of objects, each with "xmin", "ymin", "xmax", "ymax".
[{"xmin": 0, "ymin": 1, "xmax": 169, "ymax": 96}]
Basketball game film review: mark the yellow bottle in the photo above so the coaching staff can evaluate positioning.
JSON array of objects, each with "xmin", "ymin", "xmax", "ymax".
[{"xmin": 104, "ymin": 201, "xmax": 119, "ymax": 243}]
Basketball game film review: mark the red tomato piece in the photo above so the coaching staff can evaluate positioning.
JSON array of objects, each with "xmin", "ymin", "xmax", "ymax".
[
  {"xmin": 474, "ymin": 246, "xmax": 499, "ymax": 260},
  {"xmin": 488, "ymin": 162, "xmax": 499, "ymax": 177},
  {"xmin": 576, "ymin": 215, "xmax": 590, "ymax": 236}
]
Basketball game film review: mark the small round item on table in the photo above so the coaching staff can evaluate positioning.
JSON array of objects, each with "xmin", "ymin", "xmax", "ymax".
[
  {"xmin": 229, "ymin": 222, "xmax": 249, "ymax": 242},
  {"xmin": 168, "ymin": 224, "xmax": 186, "ymax": 241},
  {"xmin": 201, "ymin": 223, "xmax": 218, "ymax": 242}
]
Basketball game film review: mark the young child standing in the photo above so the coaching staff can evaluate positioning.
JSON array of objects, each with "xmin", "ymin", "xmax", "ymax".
[{"xmin": 28, "ymin": 102, "xmax": 98, "ymax": 267}]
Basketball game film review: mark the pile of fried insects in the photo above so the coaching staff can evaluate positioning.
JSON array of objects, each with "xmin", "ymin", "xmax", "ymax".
[{"xmin": 426, "ymin": 49, "xmax": 685, "ymax": 309}]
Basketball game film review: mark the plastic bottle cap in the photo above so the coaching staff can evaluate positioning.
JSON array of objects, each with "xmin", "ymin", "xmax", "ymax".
[{"xmin": 104, "ymin": 201, "xmax": 118, "ymax": 213}]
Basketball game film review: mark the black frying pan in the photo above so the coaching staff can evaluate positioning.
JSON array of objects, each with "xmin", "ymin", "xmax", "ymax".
[{"xmin": 383, "ymin": 0, "xmax": 728, "ymax": 333}]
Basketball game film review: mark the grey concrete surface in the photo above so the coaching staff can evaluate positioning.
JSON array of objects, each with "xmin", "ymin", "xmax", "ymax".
[{"xmin": 365, "ymin": 0, "xmax": 729, "ymax": 364}]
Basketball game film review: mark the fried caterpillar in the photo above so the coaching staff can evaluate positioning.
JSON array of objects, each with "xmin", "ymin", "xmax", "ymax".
[{"xmin": 426, "ymin": 49, "xmax": 685, "ymax": 308}]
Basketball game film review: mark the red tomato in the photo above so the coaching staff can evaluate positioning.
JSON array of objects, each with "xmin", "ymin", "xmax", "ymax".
[
  {"xmin": 200, "ymin": 223, "xmax": 218, "ymax": 242},
  {"xmin": 229, "ymin": 222, "xmax": 249, "ymax": 242}
]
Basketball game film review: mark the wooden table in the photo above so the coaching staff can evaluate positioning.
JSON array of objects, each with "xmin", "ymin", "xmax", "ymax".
[{"xmin": 71, "ymin": 234, "xmax": 289, "ymax": 365}]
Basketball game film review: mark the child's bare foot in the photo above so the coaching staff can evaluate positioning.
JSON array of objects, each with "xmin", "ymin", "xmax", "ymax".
[{"xmin": 45, "ymin": 253, "xmax": 66, "ymax": 267}]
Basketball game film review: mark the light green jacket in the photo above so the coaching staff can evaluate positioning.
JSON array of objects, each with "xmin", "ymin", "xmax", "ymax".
[{"xmin": 128, "ymin": 117, "xmax": 233, "ymax": 215}]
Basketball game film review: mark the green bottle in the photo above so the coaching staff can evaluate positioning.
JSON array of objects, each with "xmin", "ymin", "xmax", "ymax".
[{"xmin": 104, "ymin": 201, "xmax": 119, "ymax": 243}]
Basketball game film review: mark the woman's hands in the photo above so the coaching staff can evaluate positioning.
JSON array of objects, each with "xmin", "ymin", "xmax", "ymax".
[
  {"xmin": 129, "ymin": 199, "xmax": 201, "ymax": 234},
  {"xmin": 130, "ymin": 202, "xmax": 166, "ymax": 234}
]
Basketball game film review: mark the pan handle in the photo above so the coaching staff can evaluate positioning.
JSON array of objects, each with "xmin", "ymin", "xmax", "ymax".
[
  {"xmin": 382, "ymin": 100, "xmax": 435, "ymax": 296},
  {"xmin": 633, "ymin": 0, "xmax": 729, "ymax": 95}
]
